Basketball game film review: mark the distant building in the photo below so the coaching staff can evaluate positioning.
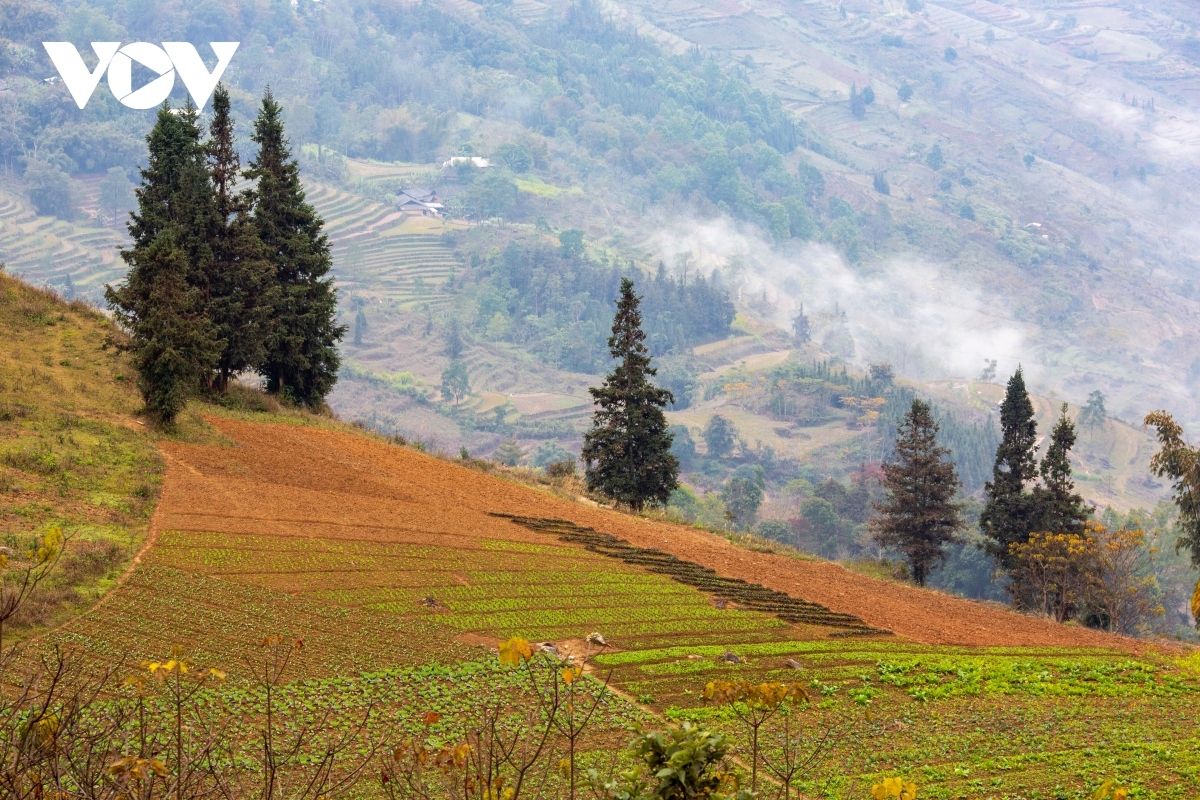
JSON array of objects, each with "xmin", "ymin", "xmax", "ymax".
[
  {"xmin": 394, "ymin": 187, "xmax": 444, "ymax": 217},
  {"xmin": 442, "ymin": 156, "xmax": 492, "ymax": 169}
]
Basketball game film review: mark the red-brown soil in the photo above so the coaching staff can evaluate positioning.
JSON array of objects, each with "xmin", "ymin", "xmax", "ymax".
[{"xmin": 154, "ymin": 416, "xmax": 1142, "ymax": 652}]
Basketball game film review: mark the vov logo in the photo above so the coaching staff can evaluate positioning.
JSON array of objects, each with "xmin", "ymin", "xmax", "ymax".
[{"xmin": 42, "ymin": 42, "xmax": 239, "ymax": 110}]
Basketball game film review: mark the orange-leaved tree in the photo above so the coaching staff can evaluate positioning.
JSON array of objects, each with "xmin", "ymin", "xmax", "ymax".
[
  {"xmin": 1009, "ymin": 531, "xmax": 1099, "ymax": 622},
  {"xmin": 1089, "ymin": 523, "xmax": 1164, "ymax": 635}
]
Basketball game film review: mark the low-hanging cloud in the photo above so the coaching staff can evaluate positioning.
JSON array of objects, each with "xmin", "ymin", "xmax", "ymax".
[{"xmin": 652, "ymin": 217, "xmax": 1027, "ymax": 381}]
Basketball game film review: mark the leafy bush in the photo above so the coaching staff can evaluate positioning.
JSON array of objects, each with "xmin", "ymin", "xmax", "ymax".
[
  {"xmin": 23, "ymin": 161, "xmax": 78, "ymax": 221},
  {"xmin": 594, "ymin": 723, "xmax": 750, "ymax": 800},
  {"xmin": 546, "ymin": 460, "xmax": 576, "ymax": 478},
  {"xmin": 533, "ymin": 441, "xmax": 574, "ymax": 468},
  {"xmin": 756, "ymin": 520, "xmax": 791, "ymax": 543}
]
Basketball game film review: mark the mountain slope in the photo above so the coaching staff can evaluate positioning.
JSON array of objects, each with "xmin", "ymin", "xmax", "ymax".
[
  {"xmin": 46, "ymin": 408, "xmax": 1200, "ymax": 799},
  {"xmin": 89, "ymin": 414, "xmax": 1135, "ymax": 652},
  {"xmin": 586, "ymin": 0, "xmax": 1200, "ymax": 424},
  {"xmin": 0, "ymin": 271, "xmax": 161, "ymax": 641}
]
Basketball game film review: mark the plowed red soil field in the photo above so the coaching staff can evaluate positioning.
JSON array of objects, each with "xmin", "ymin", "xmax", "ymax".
[
  {"xmin": 54, "ymin": 413, "xmax": 1200, "ymax": 799},
  {"xmin": 150, "ymin": 416, "xmax": 1134, "ymax": 652}
]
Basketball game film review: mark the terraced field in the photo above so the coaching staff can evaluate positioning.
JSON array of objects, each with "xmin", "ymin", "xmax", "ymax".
[
  {"xmin": 303, "ymin": 181, "xmax": 463, "ymax": 311},
  {"xmin": 618, "ymin": 642, "xmax": 1200, "ymax": 798},
  {"xmin": 36, "ymin": 410, "xmax": 1199, "ymax": 798},
  {"xmin": 0, "ymin": 186, "xmax": 126, "ymax": 303},
  {"xmin": 0, "ymin": 175, "xmax": 463, "ymax": 316},
  {"xmin": 147, "ymin": 528, "xmax": 804, "ymax": 646}
]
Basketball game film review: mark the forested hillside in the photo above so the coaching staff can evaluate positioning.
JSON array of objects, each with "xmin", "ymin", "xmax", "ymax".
[{"xmin": 6, "ymin": 0, "xmax": 1199, "ymax": 437}]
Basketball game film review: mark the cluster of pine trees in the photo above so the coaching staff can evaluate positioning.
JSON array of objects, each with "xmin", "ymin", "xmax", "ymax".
[
  {"xmin": 979, "ymin": 368, "xmax": 1090, "ymax": 570},
  {"xmin": 871, "ymin": 367, "xmax": 1090, "ymax": 590},
  {"xmin": 105, "ymin": 88, "xmax": 343, "ymax": 423}
]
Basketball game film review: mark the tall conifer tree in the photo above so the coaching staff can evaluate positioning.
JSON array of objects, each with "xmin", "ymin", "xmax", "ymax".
[
  {"xmin": 117, "ymin": 102, "xmax": 218, "ymax": 275},
  {"xmin": 106, "ymin": 103, "xmax": 218, "ymax": 422},
  {"xmin": 870, "ymin": 399, "xmax": 965, "ymax": 585},
  {"xmin": 582, "ymin": 278, "xmax": 679, "ymax": 511},
  {"xmin": 206, "ymin": 85, "xmax": 275, "ymax": 393},
  {"xmin": 1033, "ymin": 403, "xmax": 1090, "ymax": 534},
  {"xmin": 980, "ymin": 367, "xmax": 1041, "ymax": 568},
  {"xmin": 247, "ymin": 89, "xmax": 344, "ymax": 406},
  {"xmin": 121, "ymin": 233, "xmax": 219, "ymax": 421}
]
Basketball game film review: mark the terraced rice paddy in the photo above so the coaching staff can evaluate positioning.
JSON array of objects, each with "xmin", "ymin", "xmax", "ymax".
[
  {"xmin": 0, "ymin": 176, "xmax": 463, "ymax": 314},
  {"xmin": 0, "ymin": 187, "xmax": 126, "ymax": 302},
  {"xmin": 304, "ymin": 181, "xmax": 462, "ymax": 311}
]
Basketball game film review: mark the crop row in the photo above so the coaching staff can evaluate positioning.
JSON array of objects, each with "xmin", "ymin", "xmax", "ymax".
[
  {"xmin": 373, "ymin": 604, "xmax": 787, "ymax": 639},
  {"xmin": 490, "ymin": 514, "xmax": 890, "ymax": 634},
  {"xmin": 156, "ymin": 537, "xmax": 607, "ymax": 575},
  {"xmin": 307, "ymin": 574, "xmax": 704, "ymax": 609},
  {"xmin": 49, "ymin": 564, "xmax": 474, "ymax": 676}
]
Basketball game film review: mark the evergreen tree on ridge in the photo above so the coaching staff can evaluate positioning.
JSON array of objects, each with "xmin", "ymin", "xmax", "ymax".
[
  {"xmin": 870, "ymin": 398, "xmax": 965, "ymax": 586},
  {"xmin": 980, "ymin": 367, "xmax": 1043, "ymax": 569},
  {"xmin": 106, "ymin": 103, "xmax": 219, "ymax": 422},
  {"xmin": 1033, "ymin": 403, "xmax": 1090, "ymax": 535},
  {"xmin": 582, "ymin": 278, "xmax": 679, "ymax": 511},
  {"xmin": 206, "ymin": 84, "xmax": 276, "ymax": 394},
  {"xmin": 247, "ymin": 89, "xmax": 345, "ymax": 407}
]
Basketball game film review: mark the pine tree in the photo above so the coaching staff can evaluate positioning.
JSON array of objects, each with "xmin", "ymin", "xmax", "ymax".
[
  {"xmin": 113, "ymin": 232, "xmax": 218, "ymax": 422},
  {"xmin": 850, "ymin": 84, "xmax": 866, "ymax": 118},
  {"xmin": 582, "ymin": 278, "xmax": 679, "ymax": 511},
  {"xmin": 247, "ymin": 89, "xmax": 345, "ymax": 407},
  {"xmin": 1034, "ymin": 404, "xmax": 1090, "ymax": 534},
  {"xmin": 980, "ymin": 367, "xmax": 1041, "ymax": 569},
  {"xmin": 870, "ymin": 399, "xmax": 965, "ymax": 585},
  {"xmin": 118, "ymin": 102, "xmax": 216, "ymax": 272},
  {"xmin": 206, "ymin": 84, "xmax": 275, "ymax": 393},
  {"xmin": 106, "ymin": 103, "xmax": 218, "ymax": 422},
  {"xmin": 791, "ymin": 304, "xmax": 810, "ymax": 343}
]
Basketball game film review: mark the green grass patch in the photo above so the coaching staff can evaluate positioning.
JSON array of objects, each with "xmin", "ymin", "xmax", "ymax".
[{"xmin": 514, "ymin": 178, "xmax": 581, "ymax": 197}]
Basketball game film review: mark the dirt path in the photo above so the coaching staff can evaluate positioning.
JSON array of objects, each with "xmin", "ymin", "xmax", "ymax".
[{"xmin": 151, "ymin": 416, "xmax": 1142, "ymax": 652}]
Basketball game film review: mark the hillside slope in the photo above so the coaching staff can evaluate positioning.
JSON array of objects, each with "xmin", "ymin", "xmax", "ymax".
[
  {"xmin": 594, "ymin": 0, "xmax": 1200, "ymax": 425},
  {"xmin": 139, "ymin": 416, "xmax": 1129, "ymax": 650},
  {"xmin": 1, "ymin": 272, "xmax": 1189, "ymax": 797},
  {"xmin": 0, "ymin": 271, "xmax": 161, "ymax": 641},
  {"xmin": 48, "ymin": 409, "xmax": 1200, "ymax": 797}
]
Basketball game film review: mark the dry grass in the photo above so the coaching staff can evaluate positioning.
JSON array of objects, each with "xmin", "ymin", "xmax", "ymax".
[{"xmin": 0, "ymin": 273, "xmax": 165, "ymax": 642}]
